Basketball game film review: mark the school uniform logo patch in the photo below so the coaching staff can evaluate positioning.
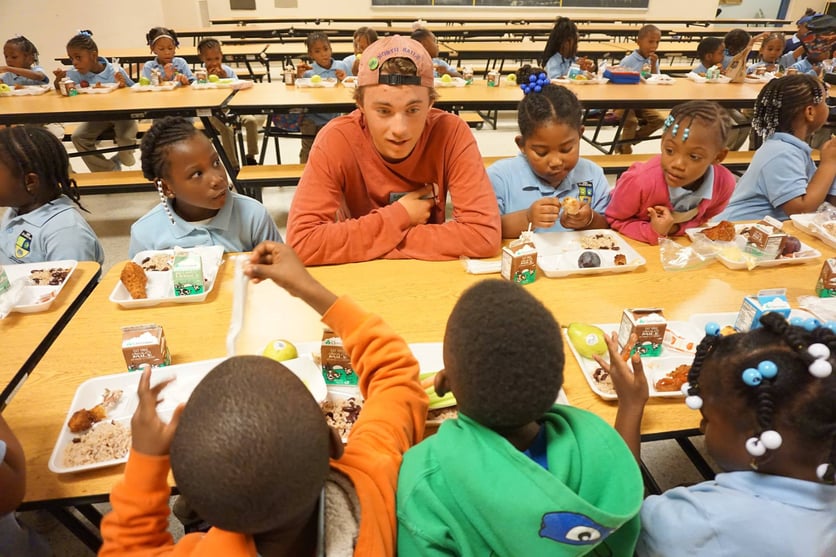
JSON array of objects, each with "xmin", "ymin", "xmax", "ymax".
[
  {"xmin": 539, "ymin": 511, "xmax": 613, "ymax": 546},
  {"xmin": 576, "ymin": 181, "xmax": 593, "ymax": 205},
  {"xmin": 15, "ymin": 230, "xmax": 32, "ymax": 259}
]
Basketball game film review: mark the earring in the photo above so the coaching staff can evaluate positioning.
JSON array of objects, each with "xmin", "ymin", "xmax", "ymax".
[{"xmin": 155, "ymin": 179, "xmax": 176, "ymax": 225}]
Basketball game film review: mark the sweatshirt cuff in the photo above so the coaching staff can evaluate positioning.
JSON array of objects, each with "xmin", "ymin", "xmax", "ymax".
[
  {"xmin": 321, "ymin": 296, "xmax": 368, "ymax": 335},
  {"xmin": 124, "ymin": 449, "xmax": 172, "ymax": 493}
]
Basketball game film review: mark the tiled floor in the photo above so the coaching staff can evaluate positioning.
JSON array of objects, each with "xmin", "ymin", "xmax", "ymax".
[{"xmin": 13, "ymin": 108, "xmax": 717, "ymax": 556}]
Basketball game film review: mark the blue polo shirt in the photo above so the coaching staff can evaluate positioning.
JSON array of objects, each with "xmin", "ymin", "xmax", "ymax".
[
  {"xmin": 487, "ymin": 154, "xmax": 611, "ymax": 233},
  {"xmin": 719, "ymin": 132, "xmax": 836, "ymax": 221},
  {"xmin": 129, "ymin": 191, "xmax": 283, "ymax": 257},
  {"xmin": 1, "ymin": 65, "xmax": 49, "ymax": 86},
  {"xmin": 1, "ymin": 196, "xmax": 104, "ymax": 265},
  {"xmin": 303, "ymin": 59, "xmax": 350, "ymax": 126},
  {"xmin": 142, "ymin": 57, "xmax": 195, "ymax": 83},
  {"xmin": 789, "ymin": 58, "xmax": 819, "ymax": 76},
  {"xmin": 620, "ymin": 50, "xmax": 658, "ymax": 74},
  {"xmin": 545, "ymin": 53, "xmax": 576, "ymax": 79},
  {"xmin": 67, "ymin": 57, "xmax": 134, "ymax": 87},
  {"xmin": 342, "ymin": 54, "xmax": 357, "ymax": 76}
]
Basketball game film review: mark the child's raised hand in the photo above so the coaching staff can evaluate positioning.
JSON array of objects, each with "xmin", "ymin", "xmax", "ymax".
[
  {"xmin": 820, "ymin": 137, "xmax": 836, "ymax": 164},
  {"xmin": 648, "ymin": 53, "xmax": 659, "ymax": 72},
  {"xmin": 560, "ymin": 202, "xmax": 594, "ymax": 230},
  {"xmin": 114, "ymin": 72, "xmax": 126, "ymax": 88},
  {"xmin": 131, "ymin": 365, "xmax": 184, "ymax": 457},
  {"xmin": 593, "ymin": 332, "xmax": 649, "ymax": 410},
  {"xmin": 53, "ymin": 68, "xmax": 67, "ymax": 81},
  {"xmin": 163, "ymin": 63, "xmax": 176, "ymax": 81},
  {"xmin": 647, "ymin": 205, "xmax": 674, "ymax": 236},
  {"xmin": 578, "ymin": 57, "xmax": 595, "ymax": 72},
  {"xmin": 335, "ymin": 69, "xmax": 346, "ymax": 80},
  {"xmin": 527, "ymin": 198, "xmax": 561, "ymax": 229},
  {"xmin": 296, "ymin": 62, "xmax": 312, "ymax": 78}
]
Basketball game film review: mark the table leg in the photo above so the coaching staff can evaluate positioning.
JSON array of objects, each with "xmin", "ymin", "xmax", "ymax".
[{"xmin": 47, "ymin": 507, "xmax": 102, "ymax": 553}]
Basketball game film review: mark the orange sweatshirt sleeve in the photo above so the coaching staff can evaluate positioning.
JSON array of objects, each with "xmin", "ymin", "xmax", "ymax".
[{"xmin": 322, "ymin": 296, "xmax": 429, "ymax": 555}]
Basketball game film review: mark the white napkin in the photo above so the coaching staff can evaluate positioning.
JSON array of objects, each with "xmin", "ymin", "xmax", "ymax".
[{"xmin": 460, "ymin": 257, "xmax": 502, "ymax": 275}]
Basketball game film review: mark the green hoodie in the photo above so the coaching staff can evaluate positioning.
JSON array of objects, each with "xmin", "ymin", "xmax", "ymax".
[{"xmin": 397, "ymin": 405, "xmax": 642, "ymax": 556}]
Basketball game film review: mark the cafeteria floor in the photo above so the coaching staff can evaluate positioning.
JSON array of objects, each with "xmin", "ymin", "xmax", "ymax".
[{"xmin": 19, "ymin": 110, "xmax": 720, "ymax": 555}]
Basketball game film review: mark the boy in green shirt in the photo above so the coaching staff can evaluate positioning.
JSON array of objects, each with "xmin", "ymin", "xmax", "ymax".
[{"xmin": 397, "ymin": 279, "xmax": 643, "ymax": 556}]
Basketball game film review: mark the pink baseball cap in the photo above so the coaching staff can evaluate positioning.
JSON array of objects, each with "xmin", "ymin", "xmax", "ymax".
[{"xmin": 357, "ymin": 35, "xmax": 435, "ymax": 88}]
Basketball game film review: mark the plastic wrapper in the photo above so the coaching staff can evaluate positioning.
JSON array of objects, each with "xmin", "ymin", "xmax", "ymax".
[
  {"xmin": 225, "ymin": 254, "xmax": 249, "ymax": 355},
  {"xmin": 798, "ymin": 295, "xmax": 836, "ymax": 322},
  {"xmin": 659, "ymin": 236, "xmax": 720, "ymax": 271},
  {"xmin": 0, "ymin": 278, "xmax": 27, "ymax": 319},
  {"xmin": 460, "ymin": 256, "xmax": 501, "ymax": 275}
]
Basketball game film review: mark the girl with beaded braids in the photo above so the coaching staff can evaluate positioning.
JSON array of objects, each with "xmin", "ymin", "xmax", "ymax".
[
  {"xmin": 0, "ymin": 126, "xmax": 104, "ymax": 265},
  {"xmin": 129, "ymin": 117, "xmax": 281, "ymax": 257},
  {"xmin": 487, "ymin": 66, "xmax": 610, "ymax": 238},
  {"xmin": 720, "ymin": 74, "xmax": 836, "ymax": 222},
  {"xmin": 597, "ymin": 313, "xmax": 836, "ymax": 557},
  {"xmin": 605, "ymin": 100, "xmax": 735, "ymax": 244}
]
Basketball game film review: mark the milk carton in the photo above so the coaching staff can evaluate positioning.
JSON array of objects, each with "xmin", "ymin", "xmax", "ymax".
[
  {"xmin": 501, "ymin": 228, "xmax": 537, "ymax": 285},
  {"xmin": 321, "ymin": 328, "xmax": 357, "ymax": 385},
  {"xmin": 816, "ymin": 259, "xmax": 836, "ymax": 298},
  {"xmin": 618, "ymin": 308, "xmax": 667, "ymax": 357},
  {"xmin": 172, "ymin": 251, "xmax": 204, "ymax": 297},
  {"xmin": 734, "ymin": 288, "xmax": 791, "ymax": 332},
  {"xmin": 121, "ymin": 324, "xmax": 171, "ymax": 371}
]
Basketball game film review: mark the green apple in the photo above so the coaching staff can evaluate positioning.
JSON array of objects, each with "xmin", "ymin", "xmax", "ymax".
[
  {"xmin": 139, "ymin": 77, "xmax": 150, "ymax": 86},
  {"xmin": 506, "ymin": 73, "xmax": 517, "ymax": 82},
  {"xmin": 208, "ymin": 74, "xmax": 220, "ymax": 83},
  {"xmin": 441, "ymin": 74, "xmax": 452, "ymax": 83},
  {"xmin": 566, "ymin": 323, "xmax": 608, "ymax": 359},
  {"xmin": 310, "ymin": 75, "xmax": 322, "ymax": 83},
  {"xmin": 0, "ymin": 84, "xmax": 10, "ymax": 93},
  {"xmin": 262, "ymin": 339, "xmax": 298, "ymax": 362}
]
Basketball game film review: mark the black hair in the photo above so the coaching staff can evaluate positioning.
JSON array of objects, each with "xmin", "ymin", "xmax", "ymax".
[
  {"xmin": 443, "ymin": 280, "xmax": 564, "ymax": 430},
  {"xmin": 686, "ymin": 313, "xmax": 836, "ymax": 483},
  {"xmin": 516, "ymin": 65, "xmax": 583, "ymax": 138},
  {"xmin": 724, "ymin": 28, "xmax": 750, "ymax": 55},
  {"xmin": 197, "ymin": 37, "xmax": 222, "ymax": 54},
  {"xmin": 697, "ymin": 37, "xmax": 724, "ymax": 66},
  {"xmin": 139, "ymin": 116, "xmax": 202, "ymax": 181},
  {"xmin": 637, "ymin": 24, "xmax": 661, "ymax": 40},
  {"xmin": 410, "ymin": 27, "xmax": 435, "ymax": 43},
  {"xmin": 751, "ymin": 74, "xmax": 825, "ymax": 147},
  {"xmin": 760, "ymin": 32, "xmax": 785, "ymax": 50},
  {"xmin": 352, "ymin": 26, "xmax": 378, "ymax": 45},
  {"xmin": 66, "ymin": 30, "xmax": 97, "ymax": 52},
  {"xmin": 146, "ymin": 26, "xmax": 180, "ymax": 48},
  {"xmin": 305, "ymin": 31, "xmax": 330, "ymax": 51},
  {"xmin": 541, "ymin": 17, "xmax": 579, "ymax": 67},
  {"xmin": 4, "ymin": 35, "xmax": 39, "ymax": 64},
  {"xmin": 0, "ymin": 126, "xmax": 86, "ymax": 211},
  {"xmin": 171, "ymin": 356, "xmax": 331, "ymax": 533},
  {"xmin": 665, "ymin": 100, "xmax": 732, "ymax": 148}
]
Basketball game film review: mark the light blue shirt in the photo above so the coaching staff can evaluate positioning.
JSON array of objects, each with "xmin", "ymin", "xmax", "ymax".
[
  {"xmin": 487, "ymin": 154, "xmax": 611, "ymax": 233},
  {"xmin": 669, "ymin": 166, "xmax": 715, "ymax": 212},
  {"xmin": 129, "ymin": 191, "xmax": 282, "ymax": 257},
  {"xmin": 545, "ymin": 53, "xmax": 575, "ymax": 79},
  {"xmin": 620, "ymin": 50, "xmax": 658, "ymax": 74},
  {"xmin": 1, "ymin": 196, "xmax": 104, "ymax": 265},
  {"xmin": 720, "ymin": 132, "xmax": 836, "ymax": 221},
  {"xmin": 432, "ymin": 57, "xmax": 455, "ymax": 77},
  {"xmin": 67, "ymin": 57, "xmax": 134, "ymax": 87},
  {"xmin": 747, "ymin": 52, "xmax": 797, "ymax": 73},
  {"xmin": 142, "ymin": 57, "xmax": 195, "ymax": 83},
  {"xmin": 637, "ymin": 471, "xmax": 836, "ymax": 557},
  {"xmin": 692, "ymin": 62, "xmax": 710, "ymax": 74},
  {"xmin": 790, "ymin": 58, "xmax": 819, "ymax": 76},
  {"xmin": 217, "ymin": 64, "xmax": 238, "ymax": 79},
  {"xmin": 342, "ymin": 54, "xmax": 357, "ymax": 76},
  {"xmin": 303, "ymin": 60, "xmax": 350, "ymax": 126},
  {"xmin": 1, "ymin": 64, "xmax": 48, "ymax": 86}
]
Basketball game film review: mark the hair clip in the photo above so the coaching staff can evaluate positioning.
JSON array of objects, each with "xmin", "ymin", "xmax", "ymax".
[
  {"xmin": 521, "ymin": 72, "xmax": 549, "ymax": 95},
  {"xmin": 807, "ymin": 343, "xmax": 833, "ymax": 378},
  {"xmin": 155, "ymin": 179, "xmax": 176, "ymax": 226},
  {"xmin": 77, "ymin": 30, "xmax": 92, "ymax": 37},
  {"xmin": 745, "ymin": 430, "xmax": 783, "ymax": 457},
  {"xmin": 741, "ymin": 360, "xmax": 778, "ymax": 386}
]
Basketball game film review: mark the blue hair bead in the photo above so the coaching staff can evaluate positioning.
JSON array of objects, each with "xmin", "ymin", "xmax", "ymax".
[
  {"xmin": 534, "ymin": 85, "xmax": 542, "ymax": 93},
  {"xmin": 824, "ymin": 321, "xmax": 836, "ymax": 333},
  {"xmin": 520, "ymin": 84, "xmax": 527, "ymax": 92},
  {"xmin": 789, "ymin": 316, "xmax": 805, "ymax": 327},
  {"xmin": 704, "ymin": 322, "xmax": 721, "ymax": 337},
  {"xmin": 742, "ymin": 367, "xmax": 762, "ymax": 386},
  {"xmin": 803, "ymin": 317, "xmax": 822, "ymax": 331},
  {"xmin": 757, "ymin": 360, "xmax": 778, "ymax": 379},
  {"xmin": 529, "ymin": 74, "xmax": 537, "ymax": 83},
  {"xmin": 538, "ymin": 72, "xmax": 547, "ymax": 80}
]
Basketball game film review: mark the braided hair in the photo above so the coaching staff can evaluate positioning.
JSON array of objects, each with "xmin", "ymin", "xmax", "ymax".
[
  {"xmin": 5, "ymin": 35, "xmax": 39, "ymax": 64},
  {"xmin": 687, "ymin": 313, "xmax": 836, "ymax": 484},
  {"xmin": 696, "ymin": 37, "xmax": 724, "ymax": 66},
  {"xmin": 0, "ymin": 126, "xmax": 86, "ymax": 211},
  {"xmin": 352, "ymin": 26, "xmax": 378, "ymax": 48},
  {"xmin": 664, "ymin": 100, "xmax": 732, "ymax": 148},
  {"xmin": 197, "ymin": 37, "xmax": 222, "ymax": 54},
  {"xmin": 146, "ymin": 26, "xmax": 180, "ymax": 48},
  {"xmin": 516, "ymin": 65, "xmax": 583, "ymax": 138},
  {"xmin": 541, "ymin": 17, "xmax": 579, "ymax": 67},
  {"xmin": 66, "ymin": 30, "xmax": 97, "ymax": 53},
  {"xmin": 751, "ymin": 74, "xmax": 825, "ymax": 147},
  {"xmin": 139, "ymin": 116, "xmax": 202, "ymax": 182}
]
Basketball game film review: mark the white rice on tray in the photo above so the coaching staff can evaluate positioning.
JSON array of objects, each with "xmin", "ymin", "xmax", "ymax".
[
  {"xmin": 580, "ymin": 234, "xmax": 619, "ymax": 250},
  {"xmin": 63, "ymin": 420, "xmax": 131, "ymax": 467}
]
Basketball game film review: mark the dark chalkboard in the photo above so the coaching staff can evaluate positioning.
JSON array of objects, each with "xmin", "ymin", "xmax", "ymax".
[{"xmin": 372, "ymin": 0, "xmax": 648, "ymax": 6}]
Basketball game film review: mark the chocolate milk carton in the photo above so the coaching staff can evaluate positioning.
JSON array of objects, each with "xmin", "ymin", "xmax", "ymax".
[
  {"xmin": 816, "ymin": 259, "xmax": 836, "ymax": 298},
  {"xmin": 321, "ymin": 328, "xmax": 357, "ymax": 385},
  {"xmin": 618, "ymin": 308, "xmax": 667, "ymax": 357},
  {"xmin": 501, "ymin": 228, "xmax": 537, "ymax": 285},
  {"xmin": 121, "ymin": 324, "xmax": 171, "ymax": 371}
]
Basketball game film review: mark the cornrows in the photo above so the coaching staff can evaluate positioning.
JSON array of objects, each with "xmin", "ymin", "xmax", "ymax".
[
  {"xmin": 139, "ymin": 116, "xmax": 202, "ymax": 182},
  {"xmin": 197, "ymin": 37, "xmax": 221, "ymax": 54},
  {"xmin": 516, "ymin": 65, "xmax": 583, "ymax": 138},
  {"xmin": 66, "ymin": 30, "xmax": 97, "ymax": 52},
  {"xmin": 665, "ymin": 100, "xmax": 733, "ymax": 145},
  {"xmin": 0, "ymin": 126, "xmax": 86, "ymax": 212},
  {"xmin": 5, "ymin": 35, "xmax": 39, "ymax": 64},
  {"xmin": 752, "ymin": 74, "xmax": 824, "ymax": 146}
]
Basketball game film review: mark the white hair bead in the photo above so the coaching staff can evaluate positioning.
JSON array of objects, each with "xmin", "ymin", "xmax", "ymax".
[
  {"xmin": 816, "ymin": 463, "xmax": 832, "ymax": 482},
  {"xmin": 809, "ymin": 359, "xmax": 833, "ymax": 378},
  {"xmin": 760, "ymin": 430, "xmax": 783, "ymax": 450},
  {"xmin": 685, "ymin": 395, "xmax": 703, "ymax": 410},
  {"xmin": 745, "ymin": 437, "xmax": 767, "ymax": 457},
  {"xmin": 808, "ymin": 343, "xmax": 830, "ymax": 360}
]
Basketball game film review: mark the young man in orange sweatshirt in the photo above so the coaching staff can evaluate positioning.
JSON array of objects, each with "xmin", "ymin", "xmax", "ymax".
[{"xmin": 99, "ymin": 241, "xmax": 428, "ymax": 556}]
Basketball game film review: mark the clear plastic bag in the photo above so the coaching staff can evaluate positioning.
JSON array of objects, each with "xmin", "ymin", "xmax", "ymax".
[{"xmin": 659, "ymin": 237, "xmax": 720, "ymax": 271}]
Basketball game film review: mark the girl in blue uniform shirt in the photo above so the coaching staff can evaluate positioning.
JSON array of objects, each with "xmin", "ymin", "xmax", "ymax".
[
  {"xmin": 54, "ymin": 30, "xmax": 137, "ymax": 173},
  {"xmin": 410, "ymin": 28, "xmax": 461, "ymax": 78},
  {"xmin": 1, "ymin": 36, "xmax": 48, "ymax": 86},
  {"xmin": 0, "ymin": 126, "xmax": 104, "ymax": 266},
  {"xmin": 541, "ymin": 17, "xmax": 594, "ymax": 79},
  {"xmin": 130, "ymin": 117, "xmax": 282, "ymax": 257},
  {"xmin": 720, "ymin": 75, "xmax": 836, "ymax": 221},
  {"xmin": 601, "ymin": 312, "xmax": 836, "ymax": 557},
  {"xmin": 142, "ymin": 27, "xmax": 193, "ymax": 86},
  {"xmin": 487, "ymin": 66, "xmax": 610, "ymax": 238}
]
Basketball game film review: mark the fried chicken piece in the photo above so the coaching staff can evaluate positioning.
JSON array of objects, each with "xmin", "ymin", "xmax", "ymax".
[
  {"xmin": 702, "ymin": 220, "xmax": 736, "ymax": 242},
  {"xmin": 561, "ymin": 197, "xmax": 581, "ymax": 216},
  {"xmin": 67, "ymin": 409, "xmax": 95, "ymax": 433},
  {"xmin": 120, "ymin": 261, "xmax": 147, "ymax": 299}
]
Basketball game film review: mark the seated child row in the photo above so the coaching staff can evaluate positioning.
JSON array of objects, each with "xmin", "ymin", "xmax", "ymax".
[{"xmin": 2, "ymin": 71, "xmax": 835, "ymax": 267}]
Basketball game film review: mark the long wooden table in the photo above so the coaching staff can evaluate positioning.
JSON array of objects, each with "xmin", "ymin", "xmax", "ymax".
[
  {"xmin": 0, "ymin": 262, "xmax": 101, "ymax": 407},
  {"xmin": 5, "ymin": 222, "xmax": 833, "ymax": 513}
]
